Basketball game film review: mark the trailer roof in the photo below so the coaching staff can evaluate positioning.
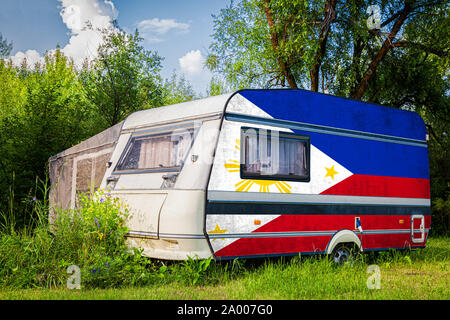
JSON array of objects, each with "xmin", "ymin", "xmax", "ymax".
[
  {"xmin": 122, "ymin": 93, "xmax": 233, "ymax": 130},
  {"xmin": 123, "ymin": 89, "xmax": 426, "ymax": 141},
  {"xmin": 233, "ymin": 89, "xmax": 427, "ymax": 142}
]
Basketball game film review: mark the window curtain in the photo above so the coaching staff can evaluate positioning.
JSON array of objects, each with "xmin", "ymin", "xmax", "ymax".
[
  {"xmin": 139, "ymin": 135, "xmax": 172, "ymax": 168},
  {"xmin": 279, "ymin": 139, "xmax": 305, "ymax": 176},
  {"xmin": 137, "ymin": 130, "xmax": 193, "ymax": 169},
  {"xmin": 245, "ymin": 134, "xmax": 260, "ymax": 173},
  {"xmin": 244, "ymin": 132, "xmax": 306, "ymax": 177}
]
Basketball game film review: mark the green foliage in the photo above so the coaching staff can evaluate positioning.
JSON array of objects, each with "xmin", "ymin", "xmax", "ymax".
[
  {"xmin": 206, "ymin": 75, "xmax": 233, "ymax": 96},
  {"xmin": 81, "ymin": 27, "xmax": 165, "ymax": 129},
  {"xmin": 0, "ymin": 33, "xmax": 12, "ymax": 58},
  {"xmin": 207, "ymin": 0, "xmax": 351, "ymax": 89},
  {"xmin": 431, "ymin": 196, "xmax": 450, "ymax": 236},
  {"xmin": 0, "ymin": 26, "xmax": 173, "ymax": 227},
  {"xmin": 52, "ymin": 189, "xmax": 130, "ymax": 258},
  {"xmin": 0, "ymin": 187, "xmax": 156, "ymax": 289},
  {"xmin": 0, "ymin": 60, "xmax": 27, "ymax": 119},
  {"xmin": 0, "ymin": 50, "xmax": 93, "ymax": 226},
  {"xmin": 0, "ymin": 186, "xmax": 245, "ymax": 289},
  {"xmin": 181, "ymin": 256, "xmax": 212, "ymax": 285},
  {"xmin": 162, "ymin": 72, "xmax": 197, "ymax": 104},
  {"xmin": 207, "ymin": 0, "xmax": 278, "ymax": 89}
]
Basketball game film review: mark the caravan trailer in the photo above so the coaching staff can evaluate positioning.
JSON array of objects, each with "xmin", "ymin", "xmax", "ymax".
[{"xmin": 49, "ymin": 89, "xmax": 431, "ymax": 262}]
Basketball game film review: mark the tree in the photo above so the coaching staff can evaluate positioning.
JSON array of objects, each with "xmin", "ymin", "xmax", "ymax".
[
  {"xmin": 81, "ymin": 27, "xmax": 165, "ymax": 130},
  {"xmin": 0, "ymin": 49, "xmax": 91, "ymax": 224},
  {"xmin": 162, "ymin": 72, "xmax": 197, "ymax": 104},
  {"xmin": 0, "ymin": 32, "xmax": 12, "ymax": 58},
  {"xmin": 207, "ymin": 0, "xmax": 448, "ymax": 99},
  {"xmin": 206, "ymin": 75, "xmax": 233, "ymax": 96}
]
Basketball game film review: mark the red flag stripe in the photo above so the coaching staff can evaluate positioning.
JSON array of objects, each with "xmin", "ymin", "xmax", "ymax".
[{"xmin": 320, "ymin": 174, "xmax": 430, "ymax": 199}]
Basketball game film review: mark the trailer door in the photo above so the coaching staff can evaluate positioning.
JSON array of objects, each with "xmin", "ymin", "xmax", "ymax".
[{"xmin": 114, "ymin": 192, "xmax": 167, "ymax": 239}]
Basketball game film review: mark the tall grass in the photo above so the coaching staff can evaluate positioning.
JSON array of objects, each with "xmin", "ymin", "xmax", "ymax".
[
  {"xmin": 0, "ymin": 183, "xmax": 244, "ymax": 290},
  {"xmin": 0, "ymin": 184, "xmax": 157, "ymax": 289},
  {"xmin": 1, "ymin": 239, "xmax": 448, "ymax": 299}
]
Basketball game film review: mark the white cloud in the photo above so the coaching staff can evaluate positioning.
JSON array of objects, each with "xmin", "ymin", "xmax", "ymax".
[
  {"xmin": 138, "ymin": 18, "xmax": 190, "ymax": 43},
  {"xmin": 9, "ymin": 49, "xmax": 44, "ymax": 68},
  {"xmin": 178, "ymin": 50, "xmax": 205, "ymax": 75},
  {"xmin": 9, "ymin": 0, "xmax": 118, "ymax": 68},
  {"xmin": 177, "ymin": 49, "xmax": 214, "ymax": 94}
]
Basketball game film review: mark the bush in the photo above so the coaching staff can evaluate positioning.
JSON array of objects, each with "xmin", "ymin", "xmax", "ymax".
[
  {"xmin": 0, "ymin": 189, "xmax": 158, "ymax": 289},
  {"xmin": 431, "ymin": 196, "xmax": 450, "ymax": 237},
  {"xmin": 0, "ymin": 186, "xmax": 238, "ymax": 290}
]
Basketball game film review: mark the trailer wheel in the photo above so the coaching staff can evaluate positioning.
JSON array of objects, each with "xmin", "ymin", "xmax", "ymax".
[{"xmin": 331, "ymin": 243, "xmax": 354, "ymax": 265}]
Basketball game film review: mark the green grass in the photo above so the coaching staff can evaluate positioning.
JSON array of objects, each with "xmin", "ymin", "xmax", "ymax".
[{"xmin": 1, "ymin": 237, "xmax": 448, "ymax": 300}]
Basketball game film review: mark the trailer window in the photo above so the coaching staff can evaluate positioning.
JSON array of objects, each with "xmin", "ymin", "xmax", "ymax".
[
  {"xmin": 241, "ymin": 127, "xmax": 310, "ymax": 182},
  {"xmin": 116, "ymin": 128, "xmax": 194, "ymax": 172}
]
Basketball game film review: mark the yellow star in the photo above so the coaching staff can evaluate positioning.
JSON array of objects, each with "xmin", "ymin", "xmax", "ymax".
[
  {"xmin": 208, "ymin": 224, "xmax": 228, "ymax": 241},
  {"xmin": 325, "ymin": 165, "xmax": 339, "ymax": 180}
]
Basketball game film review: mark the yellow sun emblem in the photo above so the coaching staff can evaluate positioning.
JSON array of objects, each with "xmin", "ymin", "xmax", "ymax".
[{"xmin": 224, "ymin": 139, "xmax": 292, "ymax": 193}]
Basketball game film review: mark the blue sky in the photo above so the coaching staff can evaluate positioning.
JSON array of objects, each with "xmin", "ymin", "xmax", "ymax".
[{"xmin": 0, "ymin": 0, "xmax": 227, "ymax": 94}]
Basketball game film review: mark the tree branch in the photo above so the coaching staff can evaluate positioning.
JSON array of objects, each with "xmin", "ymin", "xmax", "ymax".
[
  {"xmin": 99, "ymin": 50, "xmax": 121, "ymax": 125},
  {"xmin": 426, "ymin": 124, "xmax": 444, "ymax": 148},
  {"xmin": 391, "ymin": 40, "xmax": 448, "ymax": 57},
  {"xmin": 263, "ymin": 0, "xmax": 298, "ymax": 88},
  {"xmin": 351, "ymin": 1, "xmax": 414, "ymax": 100},
  {"xmin": 380, "ymin": 11, "xmax": 402, "ymax": 28},
  {"xmin": 310, "ymin": 0, "xmax": 337, "ymax": 92}
]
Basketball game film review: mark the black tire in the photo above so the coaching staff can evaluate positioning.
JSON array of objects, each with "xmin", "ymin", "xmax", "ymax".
[{"xmin": 331, "ymin": 243, "xmax": 354, "ymax": 265}]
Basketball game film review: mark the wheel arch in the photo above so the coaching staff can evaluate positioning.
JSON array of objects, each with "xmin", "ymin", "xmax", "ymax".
[{"xmin": 326, "ymin": 229, "xmax": 362, "ymax": 255}]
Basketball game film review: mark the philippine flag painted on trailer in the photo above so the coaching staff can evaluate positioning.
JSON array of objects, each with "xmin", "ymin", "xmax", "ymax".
[{"xmin": 206, "ymin": 91, "xmax": 430, "ymax": 257}]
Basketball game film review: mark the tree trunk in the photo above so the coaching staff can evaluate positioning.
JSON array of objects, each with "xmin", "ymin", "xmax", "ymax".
[
  {"xmin": 263, "ymin": 0, "xmax": 298, "ymax": 88},
  {"xmin": 350, "ymin": 38, "xmax": 363, "ymax": 96},
  {"xmin": 310, "ymin": 0, "xmax": 337, "ymax": 92},
  {"xmin": 351, "ymin": 1, "xmax": 414, "ymax": 100}
]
